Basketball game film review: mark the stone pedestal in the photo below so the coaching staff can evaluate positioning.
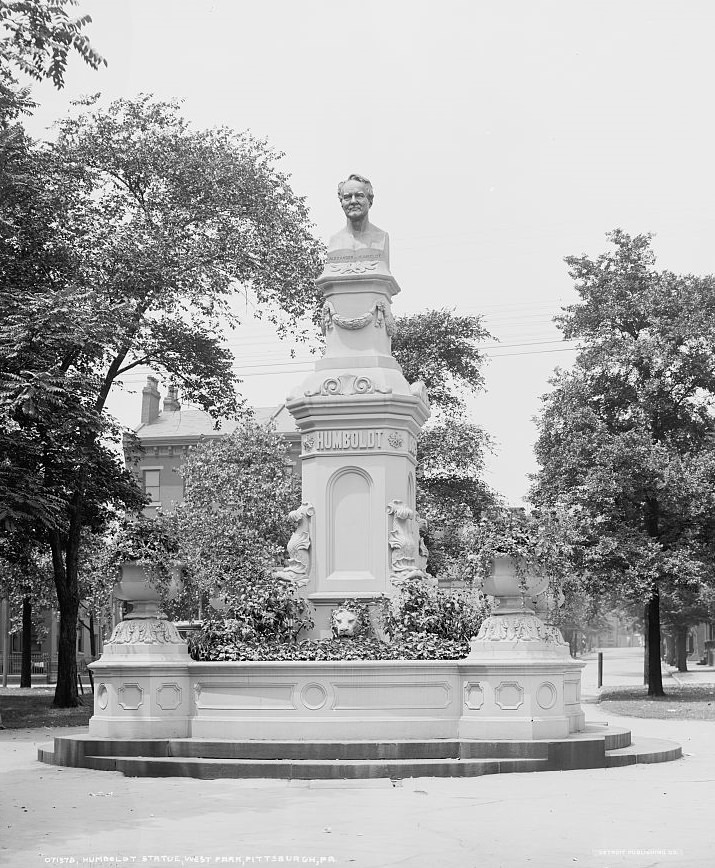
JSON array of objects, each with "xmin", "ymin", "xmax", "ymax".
[
  {"xmin": 461, "ymin": 556, "xmax": 585, "ymax": 738},
  {"xmin": 283, "ymin": 262, "xmax": 430, "ymax": 636},
  {"xmin": 89, "ymin": 563, "xmax": 191, "ymax": 738}
]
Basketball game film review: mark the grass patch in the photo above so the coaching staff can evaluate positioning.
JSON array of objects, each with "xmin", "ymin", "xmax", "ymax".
[
  {"xmin": 599, "ymin": 683, "xmax": 715, "ymax": 720},
  {"xmin": 0, "ymin": 688, "xmax": 92, "ymax": 729}
]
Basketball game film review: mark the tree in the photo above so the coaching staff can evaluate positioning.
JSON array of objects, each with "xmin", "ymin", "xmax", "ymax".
[
  {"xmin": 176, "ymin": 418, "xmax": 298, "ymax": 599},
  {"xmin": 0, "ymin": 534, "xmax": 55, "ymax": 685},
  {"xmin": 174, "ymin": 417, "xmax": 313, "ymax": 641},
  {"xmin": 392, "ymin": 308, "xmax": 490, "ymax": 417},
  {"xmin": 416, "ymin": 420, "xmax": 495, "ymax": 580},
  {"xmin": 531, "ymin": 230, "xmax": 715, "ymax": 695},
  {"xmin": 0, "ymin": 96, "xmax": 323, "ymax": 705},
  {"xmin": 0, "ymin": 0, "xmax": 104, "ymax": 91},
  {"xmin": 392, "ymin": 309, "xmax": 497, "ymax": 579}
]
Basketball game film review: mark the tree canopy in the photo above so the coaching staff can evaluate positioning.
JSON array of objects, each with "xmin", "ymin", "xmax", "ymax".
[
  {"xmin": 0, "ymin": 95, "xmax": 323, "ymax": 704},
  {"xmin": 0, "ymin": 0, "xmax": 104, "ymax": 121},
  {"xmin": 531, "ymin": 230, "xmax": 715, "ymax": 694},
  {"xmin": 391, "ymin": 308, "xmax": 497, "ymax": 579},
  {"xmin": 392, "ymin": 308, "xmax": 490, "ymax": 417}
]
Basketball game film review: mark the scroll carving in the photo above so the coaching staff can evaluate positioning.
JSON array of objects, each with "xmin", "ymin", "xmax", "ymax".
[
  {"xmin": 386, "ymin": 499, "xmax": 426, "ymax": 586},
  {"xmin": 275, "ymin": 503, "xmax": 315, "ymax": 588},
  {"xmin": 304, "ymin": 374, "xmax": 392, "ymax": 398}
]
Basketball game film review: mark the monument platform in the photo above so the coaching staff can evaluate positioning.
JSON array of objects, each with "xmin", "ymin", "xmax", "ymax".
[{"xmin": 39, "ymin": 724, "xmax": 681, "ymax": 779}]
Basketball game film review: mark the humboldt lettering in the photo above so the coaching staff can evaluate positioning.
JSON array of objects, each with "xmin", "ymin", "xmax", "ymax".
[{"xmin": 315, "ymin": 430, "xmax": 385, "ymax": 451}]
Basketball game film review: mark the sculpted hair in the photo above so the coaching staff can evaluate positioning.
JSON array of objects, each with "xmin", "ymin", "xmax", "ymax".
[{"xmin": 337, "ymin": 173, "xmax": 374, "ymax": 203}]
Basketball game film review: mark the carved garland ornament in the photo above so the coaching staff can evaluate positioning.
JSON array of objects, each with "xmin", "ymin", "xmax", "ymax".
[
  {"xmin": 321, "ymin": 300, "xmax": 396, "ymax": 337},
  {"xmin": 327, "ymin": 259, "xmax": 380, "ymax": 275},
  {"xmin": 274, "ymin": 503, "xmax": 315, "ymax": 588},
  {"xmin": 107, "ymin": 619, "xmax": 185, "ymax": 645}
]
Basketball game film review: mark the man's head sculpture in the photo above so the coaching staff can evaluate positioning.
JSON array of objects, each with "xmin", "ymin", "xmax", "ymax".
[
  {"xmin": 337, "ymin": 173, "xmax": 374, "ymax": 204},
  {"xmin": 331, "ymin": 606, "xmax": 360, "ymax": 638}
]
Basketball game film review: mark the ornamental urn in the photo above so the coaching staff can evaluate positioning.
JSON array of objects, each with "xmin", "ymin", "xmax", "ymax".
[{"xmin": 480, "ymin": 554, "xmax": 549, "ymax": 614}]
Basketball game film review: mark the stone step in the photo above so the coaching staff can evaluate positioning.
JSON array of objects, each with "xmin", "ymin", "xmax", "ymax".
[
  {"xmin": 604, "ymin": 738, "xmax": 683, "ymax": 768},
  {"xmin": 38, "ymin": 725, "xmax": 680, "ymax": 779},
  {"xmin": 168, "ymin": 738, "xmax": 550, "ymax": 761},
  {"xmin": 79, "ymin": 754, "xmax": 551, "ymax": 779}
]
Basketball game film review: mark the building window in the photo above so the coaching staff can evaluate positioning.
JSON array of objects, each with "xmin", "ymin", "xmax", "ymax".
[{"xmin": 143, "ymin": 469, "xmax": 161, "ymax": 503}]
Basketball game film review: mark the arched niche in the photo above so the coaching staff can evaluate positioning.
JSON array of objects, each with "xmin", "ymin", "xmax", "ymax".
[{"xmin": 326, "ymin": 467, "xmax": 373, "ymax": 578}]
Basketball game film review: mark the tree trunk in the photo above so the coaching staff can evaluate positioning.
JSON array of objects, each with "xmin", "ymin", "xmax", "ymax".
[
  {"xmin": 88, "ymin": 610, "xmax": 96, "ymax": 658},
  {"xmin": 643, "ymin": 604, "xmax": 649, "ymax": 685},
  {"xmin": 49, "ymin": 531, "xmax": 80, "ymax": 708},
  {"xmin": 664, "ymin": 632, "xmax": 676, "ymax": 666},
  {"xmin": 20, "ymin": 597, "xmax": 32, "ymax": 688},
  {"xmin": 675, "ymin": 625, "xmax": 689, "ymax": 673},
  {"xmin": 646, "ymin": 588, "xmax": 665, "ymax": 696}
]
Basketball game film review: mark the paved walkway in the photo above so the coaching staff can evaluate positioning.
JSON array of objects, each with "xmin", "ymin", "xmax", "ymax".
[{"xmin": 0, "ymin": 648, "xmax": 713, "ymax": 868}]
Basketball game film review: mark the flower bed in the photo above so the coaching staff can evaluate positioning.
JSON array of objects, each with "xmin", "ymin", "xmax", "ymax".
[{"xmin": 188, "ymin": 633, "xmax": 470, "ymax": 662}]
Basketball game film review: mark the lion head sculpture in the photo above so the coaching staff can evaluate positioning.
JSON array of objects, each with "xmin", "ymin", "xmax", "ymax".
[{"xmin": 331, "ymin": 606, "xmax": 360, "ymax": 638}]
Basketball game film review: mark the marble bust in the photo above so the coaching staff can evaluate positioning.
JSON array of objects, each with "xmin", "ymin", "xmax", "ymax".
[{"xmin": 327, "ymin": 173, "xmax": 390, "ymax": 267}]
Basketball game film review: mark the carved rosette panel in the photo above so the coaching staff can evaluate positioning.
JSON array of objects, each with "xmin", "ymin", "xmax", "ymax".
[
  {"xmin": 536, "ymin": 681, "xmax": 558, "ymax": 710},
  {"xmin": 304, "ymin": 373, "xmax": 392, "ymax": 398},
  {"xmin": 301, "ymin": 683, "xmax": 329, "ymax": 710},
  {"xmin": 321, "ymin": 300, "xmax": 396, "ymax": 337},
  {"xmin": 96, "ymin": 684, "xmax": 109, "ymax": 710},
  {"xmin": 157, "ymin": 683, "xmax": 182, "ymax": 711},
  {"xmin": 274, "ymin": 503, "xmax": 315, "ymax": 588},
  {"xmin": 386, "ymin": 499, "xmax": 426, "ymax": 586},
  {"xmin": 495, "ymin": 681, "xmax": 524, "ymax": 711},
  {"xmin": 463, "ymin": 682, "xmax": 484, "ymax": 710},
  {"xmin": 475, "ymin": 614, "xmax": 568, "ymax": 644},
  {"xmin": 118, "ymin": 683, "xmax": 144, "ymax": 711},
  {"xmin": 108, "ymin": 619, "xmax": 185, "ymax": 645}
]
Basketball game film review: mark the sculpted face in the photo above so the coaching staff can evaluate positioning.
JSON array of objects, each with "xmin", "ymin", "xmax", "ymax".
[
  {"xmin": 332, "ymin": 607, "xmax": 358, "ymax": 637},
  {"xmin": 340, "ymin": 179, "xmax": 371, "ymax": 223}
]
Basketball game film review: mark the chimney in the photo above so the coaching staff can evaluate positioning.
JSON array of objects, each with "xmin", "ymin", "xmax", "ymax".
[
  {"xmin": 163, "ymin": 384, "xmax": 181, "ymax": 412},
  {"xmin": 140, "ymin": 376, "xmax": 161, "ymax": 424}
]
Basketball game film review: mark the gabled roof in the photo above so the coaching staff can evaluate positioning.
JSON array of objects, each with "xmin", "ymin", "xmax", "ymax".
[{"xmin": 135, "ymin": 404, "xmax": 298, "ymax": 443}]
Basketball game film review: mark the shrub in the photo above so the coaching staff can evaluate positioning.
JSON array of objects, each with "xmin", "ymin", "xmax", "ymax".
[
  {"xmin": 188, "ymin": 579, "xmax": 486, "ymax": 662},
  {"xmin": 380, "ymin": 579, "xmax": 487, "ymax": 642}
]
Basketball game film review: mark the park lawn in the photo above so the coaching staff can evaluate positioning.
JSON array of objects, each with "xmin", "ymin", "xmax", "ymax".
[
  {"xmin": 0, "ymin": 688, "xmax": 93, "ymax": 729},
  {"xmin": 599, "ymin": 683, "xmax": 715, "ymax": 720}
]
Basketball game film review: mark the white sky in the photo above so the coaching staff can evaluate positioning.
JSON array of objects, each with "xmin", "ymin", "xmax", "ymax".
[{"xmin": 23, "ymin": 0, "xmax": 715, "ymax": 504}]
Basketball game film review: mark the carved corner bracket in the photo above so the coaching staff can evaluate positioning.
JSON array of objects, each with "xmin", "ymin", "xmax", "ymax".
[
  {"xmin": 274, "ymin": 503, "xmax": 315, "ymax": 588},
  {"xmin": 386, "ymin": 499, "xmax": 427, "ymax": 586}
]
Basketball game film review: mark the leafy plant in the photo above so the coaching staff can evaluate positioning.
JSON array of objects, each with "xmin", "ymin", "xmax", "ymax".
[
  {"xmin": 188, "ymin": 579, "xmax": 314, "ymax": 657},
  {"xmin": 380, "ymin": 580, "xmax": 487, "ymax": 642},
  {"xmin": 467, "ymin": 505, "xmax": 573, "ymax": 589}
]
